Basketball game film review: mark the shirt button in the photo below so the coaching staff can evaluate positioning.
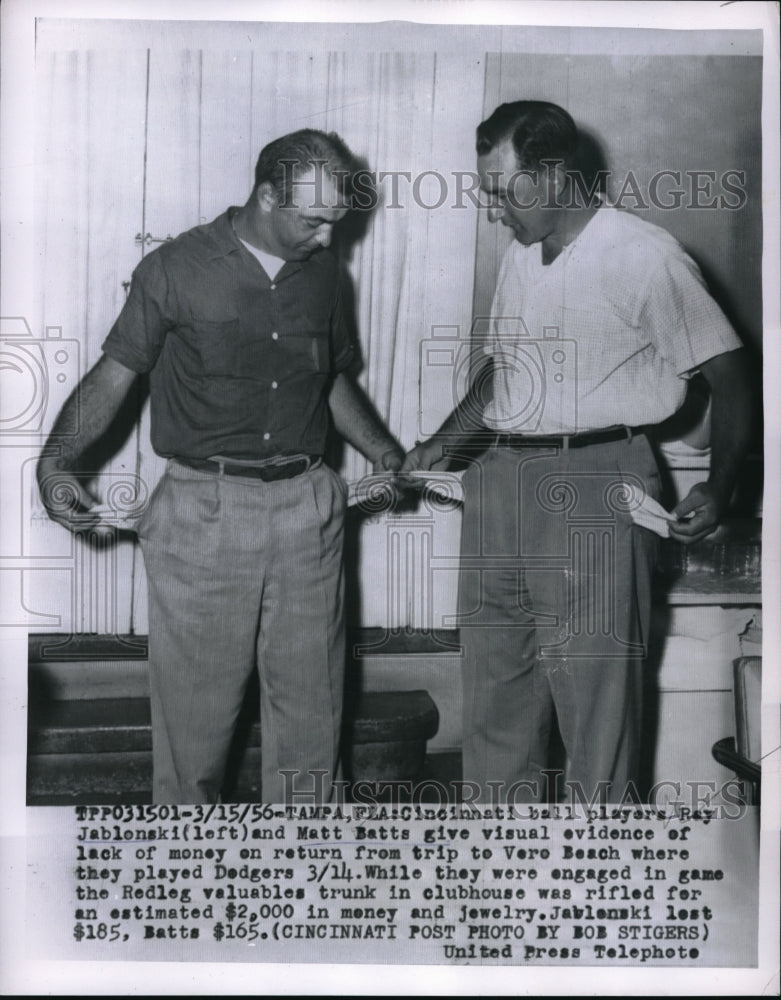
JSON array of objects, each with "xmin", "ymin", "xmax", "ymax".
[
  {"xmin": 263, "ymin": 432, "xmax": 271, "ymax": 440},
  {"xmin": 270, "ymin": 283, "xmax": 276, "ymax": 290},
  {"xmin": 271, "ymin": 381, "xmax": 278, "ymax": 389},
  {"xmin": 271, "ymin": 331, "xmax": 279, "ymax": 340}
]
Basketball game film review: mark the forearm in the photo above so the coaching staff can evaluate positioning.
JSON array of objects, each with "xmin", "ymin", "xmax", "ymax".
[
  {"xmin": 670, "ymin": 347, "xmax": 755, "ymax": 543},
  {"xmin": 427, "ymin": 387, "xmax": 491, "ymax": 459},
  {"xmin": 37, "ymin": 354, "xmax": 139, "ymax": 481},
  {"xmin": 409, "ymin": 357, "xmax": 493, "ymax": 469},
  {"xmin": 705, "ymin": 349, "xmax": 754, "ymax": 510},
  {"xmin": 328, "ymin": 372, "xmax": 402, "ymax": 467}
]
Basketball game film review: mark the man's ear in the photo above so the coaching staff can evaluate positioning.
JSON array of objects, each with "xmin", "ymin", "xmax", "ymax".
[
  {"xmin": 257, "ymin": 181, "xmax": 279, "ymax": 212},
  {"xmin": 547, "ymin": 160, "xmax": 568, "ymax": 199}
]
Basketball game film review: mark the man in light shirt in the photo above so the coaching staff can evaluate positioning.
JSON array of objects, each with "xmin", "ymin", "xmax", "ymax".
[
  {"xmin": 402, "ymin": 101, "xmax": 753, "ymax": 804},
  {"xmin": 37, "ymin": 129, "xmax": 404, "ymax": 804}
]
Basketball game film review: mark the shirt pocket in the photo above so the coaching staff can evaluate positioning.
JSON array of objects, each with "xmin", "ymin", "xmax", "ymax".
[
  {"xmin": 188, "ymin": 317, "xmax": 242, "ymax": 377},
  {"xmin": 281, "ymin": 330, "xmax": 330, "ymax": 375},
  {"xmin": 187, "ymin": 317, "xmax": 331, "ymax": 380}
]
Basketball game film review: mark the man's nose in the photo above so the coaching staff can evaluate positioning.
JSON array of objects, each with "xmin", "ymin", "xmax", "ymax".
[
  {"xmin": 487, "ymin": 204, "xmax": 504, "ymax": 224},
  {"xmin": 314, "ymin": 226, "xmax": 333, "ymax": 247}
]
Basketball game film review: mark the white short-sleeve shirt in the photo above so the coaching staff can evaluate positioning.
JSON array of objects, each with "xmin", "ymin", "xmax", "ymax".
[{"xmin": 482, "ymin": 207, "xmax": 742, "ymax": 435}]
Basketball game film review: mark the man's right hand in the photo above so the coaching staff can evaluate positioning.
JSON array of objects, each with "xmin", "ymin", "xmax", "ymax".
[
  {"xmin": 400, "ymin": 438, "xmax": 446, "ymax": 475},
  {"xmin": 36, "ymin": 465, "xmax": 107, "ymax": 534},
  {"xmin": 34, "ymin": 354, "xmax": 140, "ymax": 537}
]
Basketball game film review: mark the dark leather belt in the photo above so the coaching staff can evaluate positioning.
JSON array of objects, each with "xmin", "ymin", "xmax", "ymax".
[
  {"xmin": 495, "ymin": 426, "xmax": 640, "ymax": 450},
  {"xmin": 175, "ymin": 455, "xmax": 320, "ymax": 481}
]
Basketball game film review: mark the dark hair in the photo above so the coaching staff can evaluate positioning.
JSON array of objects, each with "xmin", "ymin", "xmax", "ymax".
[
  {"xmin": 253, "ymin": 129, "xmax": 357, "ymax": 202},
  {"xmin": 476, "ymin": 101, "xmax": 578, "ymax": 170}
]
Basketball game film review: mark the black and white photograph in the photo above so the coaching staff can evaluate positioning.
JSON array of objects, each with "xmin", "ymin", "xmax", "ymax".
[{"xmin": 1, "ymin": 0, "xmax": 779, "ymax": 994}]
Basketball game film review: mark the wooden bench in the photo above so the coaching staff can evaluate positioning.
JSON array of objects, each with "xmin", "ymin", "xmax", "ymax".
[{"xmin": 27, "ymin": 688, "xmax": 439, "ymax": 805}]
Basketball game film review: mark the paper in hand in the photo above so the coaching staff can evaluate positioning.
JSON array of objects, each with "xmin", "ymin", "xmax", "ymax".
[
  {"xmin": 347, "ymin": 470, "xmax": 464, "ymax": 508},
  {"xmin": 628, "ymin": 492, "xmax": 678, "ymax": 537},
  {"xmin": 86, "ymin": 504, "xmax": 144, "ymax": 530}
]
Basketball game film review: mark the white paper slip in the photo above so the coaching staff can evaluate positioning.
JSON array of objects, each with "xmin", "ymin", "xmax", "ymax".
[
  {"xmin": 347, "ymin": 471, "xmax": 464, "ymax": 508},
  {"xmin": 83, "ymin": 504, "xmax": 144, "ymax": 530},
  {"xmin": 399, "ymin": 469, "xmax": 465, "ymax": 501},
  {"xmin": 628, "ymin": 492, "xmax": 677, "ymax": 538}
]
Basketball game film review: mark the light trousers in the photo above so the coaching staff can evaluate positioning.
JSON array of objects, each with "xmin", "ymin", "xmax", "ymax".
[
  {"xmin": 138, "ymin": 458, "xmax": 346, "ymax": 803},
  {"xmin": 457, "ymin": 435, "xmax": 660, "ymax": 804}
]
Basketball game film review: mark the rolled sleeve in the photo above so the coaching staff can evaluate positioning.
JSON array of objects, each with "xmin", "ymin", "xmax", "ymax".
[
  {"xmin": 102, "ymin": 252, "xmax": 174, "ymax": 373},
  {"xmin": 330, "ymin": 277, "xmax": 355, "ymax": 373},
  {"xmin": 639, "ymin": 251, "xmax": 743, "ymax": 377}
]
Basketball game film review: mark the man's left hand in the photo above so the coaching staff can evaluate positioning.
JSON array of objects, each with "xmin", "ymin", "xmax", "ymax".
[
  {"xmin": 669, "ymin": 481, "xmax": 723, "ymax": 544},
  {"xmin": 372, "ymin": 445, "xmax": 405, "ymax": 475}
]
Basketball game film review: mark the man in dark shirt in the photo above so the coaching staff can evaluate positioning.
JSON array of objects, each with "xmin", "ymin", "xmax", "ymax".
[{"xmin": 37, "ymin": 129, "xmax": 404, "ymax": 804}]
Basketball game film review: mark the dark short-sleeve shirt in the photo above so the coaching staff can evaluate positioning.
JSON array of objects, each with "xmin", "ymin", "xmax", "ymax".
[{"xmin": 102, "ymin": 209, "xmax": 354, "ymax": 460}]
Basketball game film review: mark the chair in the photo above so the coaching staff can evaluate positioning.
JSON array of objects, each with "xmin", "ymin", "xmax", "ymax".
[{"xmin": 712, "ymin": 656, "xmax": 762, "ymax": 804}]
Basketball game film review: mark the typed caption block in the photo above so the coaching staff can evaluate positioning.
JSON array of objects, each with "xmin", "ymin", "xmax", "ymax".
[{"xmin": 26, "ymin": 803, "xmax": 759, "ymax": 966}]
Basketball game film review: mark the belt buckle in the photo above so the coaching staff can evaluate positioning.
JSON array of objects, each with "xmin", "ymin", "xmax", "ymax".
[
  {"xmin": 260, "ymin": 455, "xmax": 310, "ymax": 481},
  {"xmin": 211, "ymin": 454, "xmax": 314, "ymax": 481},
  {"xmin": 265, "ymin": 459, "xmax": 300, "ymax": 482}
]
